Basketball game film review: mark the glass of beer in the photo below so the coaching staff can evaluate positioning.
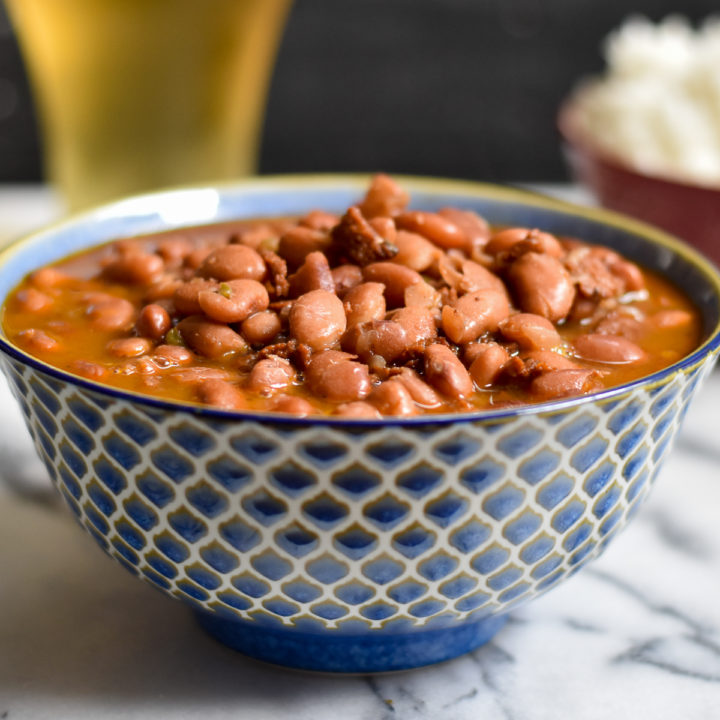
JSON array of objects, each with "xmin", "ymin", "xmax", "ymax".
[{"xmin": 5, "ymin": 0, "xmax": 291, "ymax": 211}]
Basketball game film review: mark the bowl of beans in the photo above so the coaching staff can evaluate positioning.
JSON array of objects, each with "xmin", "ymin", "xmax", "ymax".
[{"xmin": 0, "ymin": 174, "xmax": 718, "ymax": 673}]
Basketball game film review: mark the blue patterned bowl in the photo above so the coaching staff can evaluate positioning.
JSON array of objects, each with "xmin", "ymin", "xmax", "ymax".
[{"xmin": 1, "ymin": 176, "xmax": 719, "ymax": 673}]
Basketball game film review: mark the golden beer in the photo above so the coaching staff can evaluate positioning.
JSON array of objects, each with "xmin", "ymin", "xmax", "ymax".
[{"xmin": 6, "ymin": 0, "xmax": 291, "ymax": 210}]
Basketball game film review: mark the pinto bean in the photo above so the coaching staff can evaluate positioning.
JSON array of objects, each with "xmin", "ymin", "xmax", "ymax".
[
  {"xmin": 69, "ymin": 360, "xmax": 108, "ymax": 381},
  {"xmin": 468, "ymin": 343, "xmax": 510, "ymax": 387},
  {"xmin": 392, "ymin": 306, "xmax": 437, "ymax": 345},
  {"xmin": 651, "ymin": 309, "xmax": 694, "ymax": 330},
  {"xmin": 136, "ymin": 303, "xmax": 171, "ymax": 339},
  {"xmin": 358, "ymin": 173, "xmax": 410, "ymax": 218},
  {"xmin": 173, "ymin": 278, "xmax": 218, "ymax": 316},
  {"xmin": 573, "ymin": 334, "xmax": 647, "ymax": 364},
  {"xmin": 197, "ymin": 245, "xmax": 266, "ymax": 282},
  {"xmin": 29, "ymin": 267, "xmax": 70, "ymax": 289},
  {"xmin": 523, "ymin": 350, "xmax": 579, "ymax": 373},
  {"xmin": 156, "ymin": 237, "xmax": 193, "ymax": 267},
  {"xmin": 289, "ymin": 289, "xmax": 346, "ymax": 351},
  {"xmin": 594, "ymin": 312, "xmax": 644, "ymax": 341},
  {"xmin": 278, "ymin": 226, "xmax": 332, "ymax": 269},
  {"xmin": 85, "ymin": 295, "xmax": 135, "ymax": 331},
  {"xmin": 507, "ymin": 252, "xmax": 575, "ymax": 322},
  {"xmin": 269, "ymin": 395, "xmax": 314, "ymax": 416},
  {"xmin": 241, "ymin": 311, "xmax": 281, "ymax": 345},
  {"xmin": 177, "ymin": 315, "xmax": 247, "ymax": 358},
  {"xmin": 153, "ymin": 344, "xmax": 194, "ymax": 366},
  {"xmin": 143, "ymin": 276, "xmax": 183, "ymax": 303},
  {"xmin": 369, "ymin": 379, "xmax": 418, "ymax": 416},
  {"xmin": 394, "ymin": 367, "xmax": 442, "ymax": 408},
  {"xmin": 288, "ymin": 251, "xmax": 335, "ymax": 296},
  {"xmin": 196, "ymin": 379, "xmax": 247, "ymax": 410},
  {"xmin": 404, "ymin": 280, "xmax": 442, "ymax": 310},
  {"xmin": 438, "ymin": 208, "xmax": 490, "ymax": 250},
  {"xmin": 346, "ymin": 320, "xmax": 409, "ymax": 363},
  {"xmin": 499, "ymin": 313, "xmax": 562, "ymax": 351},
  {"xmin": 363, "ymin": 262, "xmax": 423, "ymax": 307},
  {"xmin": 247, "ymin": 356, "xmax": 296, "ymax": 395},
  {"xmin": 441, "ymin": 289, "xmax": 510, "ymax": 344},
  {"xmin": 102, "ymin": 250, "xmax": 165, "ymax": 285},
  {"xmin": 424, "ymin": 344, "xmax": 473, "ymax": 399},
  {"xmin": 14, "ymin": 287, "xmax": 53, "ymax": 313},
  {"xmin": 485, "ymin": 227, "xmax": 563, "ymax": 258},
  {"xmin": 344, "ymin": 282, "xmax": 386, "ymax": 327},
  {"xmin": 170, "ymin": 366, "xmax": 231, "ymax": 385},
  {"xmin": 395, "ymin": 211, "xmax": 468, "ymax": 250},
  {"xmin": 299, "ymin": 210, "xmax": 340, "ymax": 231},
  {"xmin": 17, "ymin": 328, "xmax": 60, "ymax": 353},
  {"xmin": 333, "ymin": 401, "xmax": 382, "ymax": 419},
  {"xmin": 106, "ymin": 337, "xmax": 152, "ymax": 358},
  {"xmin": 306, "ymin": 350, "xmax": 372, "ymax": 402},
  {"xmin": 198, "ymin": 279, "xmax": 269, "ymax": 323},
  {"xmin": 369, "ymin": 216, "xmax": 397, "ymax": 244},
  {"xmin": 332, "ymin": 264, "xmax": 364, "ymax": 297},
  {"xmin": 530, "ymin": 369, "xmax": 601, "ymax": 400},
  {"xmin": 391, "ymin": 231, "xmax": 439, "ymax": 272},
  {"xmin": 438, "ymin": 256, "xmax": 505, "ymax": 295}
]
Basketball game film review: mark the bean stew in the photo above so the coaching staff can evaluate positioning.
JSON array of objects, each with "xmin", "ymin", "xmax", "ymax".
[{"xmin": 2, "ymin": 175, "xmax": 702, "ymax": 417}]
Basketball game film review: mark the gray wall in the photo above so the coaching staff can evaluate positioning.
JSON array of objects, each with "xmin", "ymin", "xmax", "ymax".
[{"xmin": 0, "ymin": 0, "xmax": 716, "ymax": 184}]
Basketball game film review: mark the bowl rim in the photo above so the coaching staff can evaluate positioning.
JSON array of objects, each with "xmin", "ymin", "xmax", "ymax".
[
  {"xmin": 557, "ymin": 99, "xmax": 720, "ymax": 196},
  {"xmin": 1, "ymin": 172, "xmax": 719, "ymax": 427}
]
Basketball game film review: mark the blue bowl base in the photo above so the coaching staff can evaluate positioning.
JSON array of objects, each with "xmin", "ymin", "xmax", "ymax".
[{"xmin": 195, "ymin": 612, "xmax": 508, "ymax": 673}]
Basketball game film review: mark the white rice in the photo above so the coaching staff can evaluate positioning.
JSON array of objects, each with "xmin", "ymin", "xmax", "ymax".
[{"xmin": 571, "ymin": 15, "xmax": 720, "ymax": 188}]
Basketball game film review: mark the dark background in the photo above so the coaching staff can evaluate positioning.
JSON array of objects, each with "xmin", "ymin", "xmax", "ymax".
[{"xmin": 0, "ymin": 0, "xmax": 716, "ymax": 184}]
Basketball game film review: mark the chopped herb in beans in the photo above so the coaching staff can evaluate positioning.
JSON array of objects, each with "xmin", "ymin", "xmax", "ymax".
[{"xmin": 2, "ymin": 174, "xmax": 702, "ymax": 417}]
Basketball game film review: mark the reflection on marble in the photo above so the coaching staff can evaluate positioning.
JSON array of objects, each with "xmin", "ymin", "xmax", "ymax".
[{"xmin": 1, "ymin": 368, "xmax": 720, "ymax": 720}]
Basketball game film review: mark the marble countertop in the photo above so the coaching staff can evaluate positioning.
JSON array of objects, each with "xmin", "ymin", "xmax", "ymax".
[{"xmin": 0, "ymin": 185, "xmax": 719, "ymax": 719}]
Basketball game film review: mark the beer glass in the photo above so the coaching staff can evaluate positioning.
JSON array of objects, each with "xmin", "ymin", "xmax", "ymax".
[{"xmin": 6, "ymin": 0, "xmax": 291, "ymax": 211}]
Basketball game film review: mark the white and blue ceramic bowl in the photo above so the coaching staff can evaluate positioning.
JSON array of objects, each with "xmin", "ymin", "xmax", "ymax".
[{"xmin": 1, "ymin": 176, "xmax": 719, "ymax": 673}]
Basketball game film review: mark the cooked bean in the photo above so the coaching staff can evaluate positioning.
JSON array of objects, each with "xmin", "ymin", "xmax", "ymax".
[
  {"xmin": 396, "ymin": 211, "xmax": 468, "ymax": 250},
  {"xmin": 69, "ymin": 360, "xmax": 108, "ymax": 380},
  {"xmin": 347, "ymin": 320, "xmax": 409, "ymax": 363},
  {"xmin": 196, "ymin": 379, "xmax": 247, "ymax": 410},
  {"xmin": 106, "ymin": 337, "xmax": 152, "ymax": 358},
  {"xmin": 468, "ymin": 343, "xmax": 510, "ymax": 387},
  {"xmin": 288, "ymin": 251, "xmax": 335, "ymax": 296},
  {"xmin": 17, "ymin": 328, "xmax": 60, "ymax": 353},
  {"xmin": 333, "ymin": 401, "xmax": 383, "ymax": 419},
  {"xmin": 573, "ymin": 334, "xmax": 647, "ymax": 364},
  {"xmin": 177, "ymin": 315, "xmax": 247, "ymax": 358},
  {"xmin": 269, "ymin": 395, "xmax": 314, "ymax": 416},
  {"xmin": 392, "ymin": 306, "xmax": 437, "ymax": 345},
  {"xmin": 344, "ymin": 282, "xmax": 386, "ymax": 327},
  {"xmin": 156, "ymin": 237, "xmax": 193, "ymax": 266},
  {"xmin": 198, "ymin": 279, "xmax": 269, "ymax": 323},
  {"xmin": 507, "ymin": 252, "xmax": 575, "ymax": 322},
  {"xmin": 299, "ymin": 210, "xmax": 340, "ymax": 231},
  {"xmin": 523, "ymin": 350, "xmax": 579, "ymax": 373},
  {"xmin": 594, "ymin": 312, "xmax": 644, "ymax": 341},
  {"xmin": 369, "ymin": 216, "xmax": 397, "ymax": 244},
  {"xmin": 173, "ymin": 278, "xmax": 218, "ymax": 316},
  {"xmin": 14, "ymin": 287, "xmax": 53, "ymax": 313},
  {"xmin": 438, "ymin": 256, "xmax": 505, "ymax": 295},
  {"xmin": 609, "ymin": 257, "xmax": 645, "ymax": 292},
  {"xmin": 404, "ymin": 280, "xmax": 442, "ymax": 310},
  {"xmin": 530, "ymin": 369, "xmax": 600, "ymax": 400},
  {"xmin": 171, "ymin": 366, "xmax": 231, "ymax": 385},
  {"xmin": 306, "ymin": 350, "xmax": 372, "ymax": 402},
  {"xmin": 424, "ymin": 344, "xmax": 473, "ymax": 399},
  {"xmin": 363, "ymin": 262, "xmax": 423, "ymax": 307},
  {"xmin": 441, "ymin": 289, "xmax": 510, "ymax": 344},
  {"xmin": 278, "ymin": 226, "xmax": 332, "ymax": 269},
  {"xmin": 247, "ymin": 357, "xmax": 296, "ymax": 396},
  {"xmin": 438, "ymin": 207, "xmax": 490, "ymax": 250},
  {"xmin": 395, "ymin": 367, "xmax": 442, "ymax": 408},
  {"xmin": 485, "ymin": 227, "xmax": 563, "ymax": 258},
  {"xmin": 499, "ymin": 313, "xmax": 562, "ymax": 351},
  {"xmin": 391, "ymin": 231, "xmax": 439, "ymax": 272},
  {"xmin": 183, "ymin": 246, "xmax": 215, "ymax": 270},
  {"xmin": 153, "ymin": 344, "xmax": 194, "ymax": 367},
  {"xmin": 652, "ymin": 309, "xmax": 694, "ymax": 329},
  {"xmin": 136, "ymin": 303, "xmax": 171, "ymax": 339},
  {"xmin": 289, "ymin": 289, "xmax": 346, "ymax": 351},
  {"xmin": 358, "ymin": 173, "xmax": 410, "ymax": 218},
  {"xmin": 29, "ymin": 267, "xmax": 70, "ymax": 289},
  {"xmin": 332, "ymin": 264, "xmax": 364, "ymax": 297},
  {"xmin": 241, "ymin": 311, "xmax": 281, "ymax": 345},
  {"xmin": 86, "ymin": 295, "xmax": 135, "ymax": 331},
  {"xmin": 197, "ymin": 245, "xmax": 266, "ymax": 282},
  {"xmin": 369, "ymin": 379, "xmax": 418, "ymax": 416},
  {"xmin": 102, "ymin": 250, "xmax": 165, "ymax": 285},
  {"xmin": 143, "ymin": 276, "xmax": 183, "ymax": 303}
]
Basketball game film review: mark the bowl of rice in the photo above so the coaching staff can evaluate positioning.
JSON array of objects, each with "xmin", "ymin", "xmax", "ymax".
[{"xmin": 559, "ymin": 15, "xmax": 720, "ymax": 265}]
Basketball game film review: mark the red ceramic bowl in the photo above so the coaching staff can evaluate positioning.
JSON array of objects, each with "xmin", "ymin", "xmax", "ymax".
[{"xmin": 558, "ymin": 102, "xmax": 720, "ymax": 267}]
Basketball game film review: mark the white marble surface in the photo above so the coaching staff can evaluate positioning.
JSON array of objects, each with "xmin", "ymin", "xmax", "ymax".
[{"xmin": 1, "ymin": 186, "xmax": 719, "ymax": 719}]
